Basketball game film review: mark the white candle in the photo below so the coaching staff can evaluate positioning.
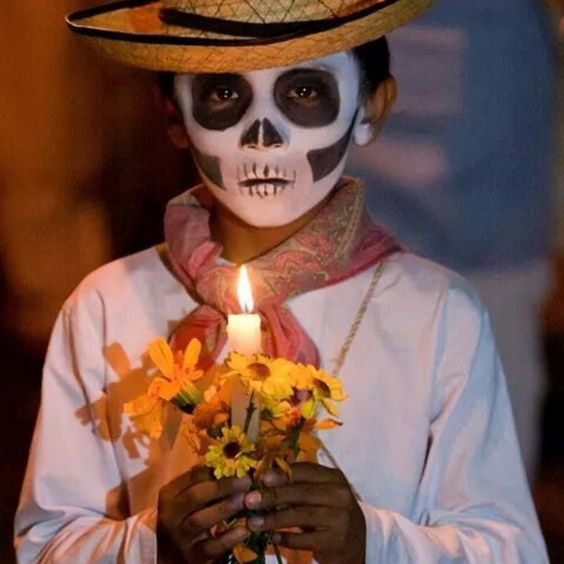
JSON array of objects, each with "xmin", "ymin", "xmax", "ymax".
[
  {"xmin": 227, "ymin": 314, "xmax": 261, "ymax": 357},
  {"xmin": 227, "ymin": 265, "xmax": 262, "ymax": 356},
  {"xmin": 227, "ymin": 265, "xmax": 261, "ymax": 439}
]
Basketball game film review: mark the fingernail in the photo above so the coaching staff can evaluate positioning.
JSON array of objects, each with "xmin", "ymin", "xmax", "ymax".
[
  {"xmin": 232, "ymin": 492, "xmax": 245, "ymax": 509},
  {"xmin": 248, "ymin": 516, "xmax": 264, "ymax": 530},
  {"xmin": 245, "ymin": 490, "xmax": 262, "ymax": 509},
  {"xmin": 262, "ymin": 471, "xmax": 284, "ymax": 486},
  {"xmin": 234, "ymin": 527, "xmax": 250, "ymax": 540}
]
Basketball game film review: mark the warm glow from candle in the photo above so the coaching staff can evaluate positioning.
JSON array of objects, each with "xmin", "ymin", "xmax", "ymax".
[{"xmin": 237, "ymin": 265, "xmax": 254, "ymax": 313}]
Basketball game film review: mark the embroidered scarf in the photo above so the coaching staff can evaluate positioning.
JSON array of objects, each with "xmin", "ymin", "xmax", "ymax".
[{"xmin": 164, "ymin": 177, "xmax": 401, "ymax": 369}]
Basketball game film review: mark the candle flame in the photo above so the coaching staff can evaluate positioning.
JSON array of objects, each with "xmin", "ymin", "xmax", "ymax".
[{"xmin": 237, "ymin": 265, "xmax": 255, "ymax": 313}]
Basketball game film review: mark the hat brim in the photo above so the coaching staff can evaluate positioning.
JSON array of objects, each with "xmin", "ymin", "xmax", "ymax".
[{"xmin": 67, "ymin": 0, "xmax": 433, "ymax": 73}]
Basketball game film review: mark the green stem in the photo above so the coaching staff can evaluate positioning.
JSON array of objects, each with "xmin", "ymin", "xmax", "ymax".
[
  {"xmin": 243, "ymin": 392, "xmax": 256, "ymax": 435},
  {"xmin": 289, "ymin": 421, "xmax": 302, "ymax": 458},
  {"xmin": 273, "ymin": 543, "xmax": 284, "ymax": 564}
]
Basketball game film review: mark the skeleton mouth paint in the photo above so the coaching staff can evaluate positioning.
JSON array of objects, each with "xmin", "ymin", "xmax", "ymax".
[
  {"xmin": 237, "ymin": 163, "xmax": 296, "ymax": 198},
  {"xmin": 174, "ymin": 52, "xmax": 364, "ymax": 227}
]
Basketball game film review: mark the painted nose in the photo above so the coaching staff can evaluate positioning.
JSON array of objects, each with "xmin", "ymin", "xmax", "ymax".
[{"xmin": 240, "ymin": 118, "xmax": 285, "ymax": 149}]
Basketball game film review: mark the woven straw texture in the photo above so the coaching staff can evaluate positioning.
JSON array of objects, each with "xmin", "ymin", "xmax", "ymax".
[
  {"xmin": 69, "ymin": 0, "xmax": 433, "ymax": 72},
  {"xmin": 165, "ymin": 0, "xmax": 375, "ymax": 23}
]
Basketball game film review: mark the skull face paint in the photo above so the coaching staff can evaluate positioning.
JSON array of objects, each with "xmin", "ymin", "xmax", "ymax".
[{"xmin": 174, "ymin": 52, "xmax": 363, "ymax": 227}]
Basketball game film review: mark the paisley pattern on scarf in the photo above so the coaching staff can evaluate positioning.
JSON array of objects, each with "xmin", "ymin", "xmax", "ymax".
[{"xmin": 164, "ymin": 177, "xmax": 401, "ymax": 369}]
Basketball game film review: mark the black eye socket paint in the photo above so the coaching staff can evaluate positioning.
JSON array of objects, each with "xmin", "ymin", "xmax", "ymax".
[
  {"xmin": 307, "ymin": 109, "xmax": 359, "ymax": 182},
  {"xmin": 192, "ymin": 73, "xmax": 252, "ymax": 130},
  {"xmin": 274, "ymin": 68, "xmax": 340, "ymax": 128}
]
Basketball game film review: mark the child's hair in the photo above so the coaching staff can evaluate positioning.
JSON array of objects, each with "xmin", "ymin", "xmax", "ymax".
[
  {"xmin": 157, "ymin": 36, "xmax": 390, "ymax": 100},
  {"xmin": 352, "ymin": 36, "xmax": 391, "ymax": 96}
]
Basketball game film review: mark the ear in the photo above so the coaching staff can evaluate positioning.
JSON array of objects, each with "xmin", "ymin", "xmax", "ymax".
[
  {"xmin": 157, "ymin": 88, "xmax": 191, "ymax": 150},
  {"xmin": 353, "ymin": 76, "xmax": 397, "ymax": 147}
]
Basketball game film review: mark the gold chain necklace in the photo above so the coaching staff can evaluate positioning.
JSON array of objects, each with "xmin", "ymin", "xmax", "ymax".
[
  {"xmin": 332, "ymin": 259, "xmax": 388, "ymax": 377},
  {"xmin": 321, "ymin": 259, "xmax": 389, "ymax": 500}
]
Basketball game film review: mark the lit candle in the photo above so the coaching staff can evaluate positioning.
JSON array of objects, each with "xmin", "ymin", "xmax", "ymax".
[
  {"xmin": 227, "ymin": 265, "xmax": 261, "ymax": 439},
  {"xmin": 227, "ymin": 265, "xmax": 262, "ymax": 356}
]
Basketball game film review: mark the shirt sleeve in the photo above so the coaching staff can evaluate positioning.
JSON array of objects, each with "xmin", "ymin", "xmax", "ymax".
[
  {"xmin": 14, "ymin": 294, "xmax": 157, "ymax": 563},
  {"xmin": 360, "ymin": 294, "xmax": 548, "ymax": 563}
]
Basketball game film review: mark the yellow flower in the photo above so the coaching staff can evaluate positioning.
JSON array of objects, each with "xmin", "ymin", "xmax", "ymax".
[
  {"xmin": 290, "ymin": 364, "xmax": 347, "ymax": 418},
  {"xmin": 259, "ymin": 395, "xmax": 291, "ymax": 419},
  {"xmin": 226, "ymin": 353, "xmax": 293, "ymax": 402},
  {"xmin": 147, "ymin": 337, "xmax": 204, "ymax": 408},
  {"xmin": 204, "ymin": 425, "xmax": 257, "ymax": 479}
]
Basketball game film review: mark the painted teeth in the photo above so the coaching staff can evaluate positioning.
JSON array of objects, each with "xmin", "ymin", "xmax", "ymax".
[{"xmin": 243, "ymin": 182, "xmax": 293, "ymax": 197}]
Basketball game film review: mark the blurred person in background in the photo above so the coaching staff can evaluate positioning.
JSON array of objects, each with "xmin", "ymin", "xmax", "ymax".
[{"xmin": 347, "ymin": 0, "xmax": 556, "ymax": 481}]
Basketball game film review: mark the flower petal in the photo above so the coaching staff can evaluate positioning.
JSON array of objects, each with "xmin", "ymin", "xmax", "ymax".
[
  {"xmin": 298, "ymin": 430, "xmax": 322, "ymax": 453},
  {"xmin": 157, "ymin": 379, "xmax": 182, "ymax": 401},
  {"xmin": 274, "ymin": 456, "xmax": 293, "ymax": 479},
  {"xmin": 320, "ymin": 397, "xmax": 339, "ymax": 417},
  {"xmin": 314, "ymin": 418, "xmax": 343, "ymax": 430},
  {"xmin": 148, "ymin": 338, "xmax": 174, "ymax": 378},
  {"xmin": 183, "ymin": 338, "xmax": 201, "ymax": 371},
  {"xmin": 233, "ymin": 544, "xmax": 258, "ymax": 563},
  {"xmin": 300, "ymin": 398, "xmax": 316, "ymax": 420},
  {"xmin": 226, "ymin": 352, "xmax": 248, "ymax": 373}
]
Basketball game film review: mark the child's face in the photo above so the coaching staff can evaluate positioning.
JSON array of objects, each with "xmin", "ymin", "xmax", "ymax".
[{"xmin": 174, "ymin": 52, "xmax": 363, "ymax": 227}]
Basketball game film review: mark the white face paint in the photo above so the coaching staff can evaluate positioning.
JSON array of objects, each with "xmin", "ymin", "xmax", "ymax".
[{"xmin": 174, "ymin": 52, "xmax": 363, "ymax": 227}]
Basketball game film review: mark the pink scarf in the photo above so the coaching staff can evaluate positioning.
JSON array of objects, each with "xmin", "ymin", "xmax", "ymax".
[{"xmin": 165, "ymin": 177, "xmax": 401, "ymax": 368}]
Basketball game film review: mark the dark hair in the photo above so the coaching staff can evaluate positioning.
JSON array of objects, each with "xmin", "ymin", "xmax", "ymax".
[
  {"xmin": 352, "ymin": 36, "xmax": 391, "ymax": 96},
  {"xmin": 157, "ymin": 36, "xmax": 390, "ymax": 99},
  {"xmin": 157, "ymin": 71, "xmax": 175, "ymax": 99}
]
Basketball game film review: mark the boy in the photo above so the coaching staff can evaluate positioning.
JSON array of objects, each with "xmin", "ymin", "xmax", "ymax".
[{"xmin": 15, "ymin": 0, "xmax": 548, "ymax": 562}]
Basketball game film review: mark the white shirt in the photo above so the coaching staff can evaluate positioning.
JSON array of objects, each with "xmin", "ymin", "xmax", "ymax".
[{"xmin": 15, "ymin": 247, "xmax": 548, "ymax": 562}]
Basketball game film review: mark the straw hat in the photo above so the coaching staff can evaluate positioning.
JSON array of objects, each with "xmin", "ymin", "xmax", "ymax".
[{"xmin": 67, "ymin": 0, "xmax": 433, "ymax": 73}]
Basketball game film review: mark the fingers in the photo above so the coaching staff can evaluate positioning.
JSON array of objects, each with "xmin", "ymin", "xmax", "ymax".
[
  {"xmin": 188, "ymin": 527, "xmax": 250, "ymax": 562},
  {"xmin": 175, "ymin": 475, "xmax": 251, "ymax": 514},
  {"xmin": 158, "ymin": 467, "xmax": 252, "ymax": 556},
  {"xmin": 245, "ymin": 481, "xmax": 351, "ymax": 512},
  {"xmin": 261, "ymin": 463, "xmax": 345, "ymax": 488},
  {"xmin": 248, "ymin": 506, "xmax": 333, "ymax": 532},
  {"xmin": 179, "ymin": 492, "xmax": 246, "ymax": 534},
  {"xmin": 274, "ymin": 530, "xmax": 334, "ymax": 551}
]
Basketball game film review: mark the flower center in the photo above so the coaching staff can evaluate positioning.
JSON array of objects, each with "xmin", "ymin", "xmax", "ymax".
[
  {"xmin": 248, "ymin": 362, "xmax": 271, "ymax": 381},
  {"xmin": 290, "ymin": 388, "xmax": 312, "ymax": 406},
  {"xmin": 315, "ymin": 379, "xmax": 331, "ymax": 396},
  {"xmin": 223, "ymin": 441, "xmax": 241, "ymax": 459}
]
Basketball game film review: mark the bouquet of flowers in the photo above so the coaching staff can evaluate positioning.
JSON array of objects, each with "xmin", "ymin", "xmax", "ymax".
[{"xmin": 124, "ymin": 336, "xmax": 347, "ymax": 563}]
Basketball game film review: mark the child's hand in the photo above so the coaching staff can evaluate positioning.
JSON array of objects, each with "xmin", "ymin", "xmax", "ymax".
[
  {"xmin": 244, "ymin": 462, "xmax": 366, "ymax": 564},
  {"xmin": 157, "ymin": 466, "xmax": 251, "ymax": 563}
]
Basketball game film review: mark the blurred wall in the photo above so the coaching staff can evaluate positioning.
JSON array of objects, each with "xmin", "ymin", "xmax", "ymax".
[{"xmin": 0, "ymin": 1, "xmax": 192, "ymax": 346}]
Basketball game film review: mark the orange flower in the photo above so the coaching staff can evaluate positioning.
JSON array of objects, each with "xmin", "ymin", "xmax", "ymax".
[
  {"xmin": 124, "ymin": 337, "xmax": 205, "ymax": 438},
  {"xmin": 233, "ymin": 544, "xmax": 258, "ymax": 563},
  {"xmin": 147, "ymin": 337, "xmax": 205, "ymax": 406},
  {"xmin": 192, "ymin": 394, "xmax": 230, "ymax": 431}
]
